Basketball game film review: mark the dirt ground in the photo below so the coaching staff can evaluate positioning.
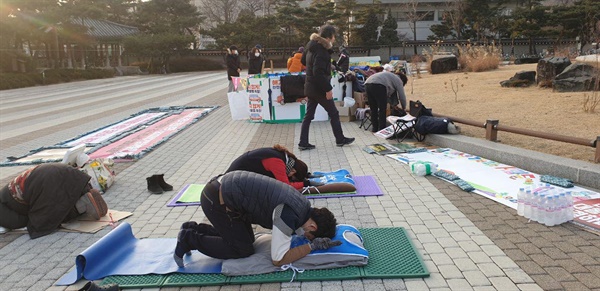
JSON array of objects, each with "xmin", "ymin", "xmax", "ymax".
[{"xmin": 405, "ymin": 63, "xmax": 600, "ymax": 163}]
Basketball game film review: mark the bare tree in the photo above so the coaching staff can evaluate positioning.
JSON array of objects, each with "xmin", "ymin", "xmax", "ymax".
[
  {"xmin": 240, "ymin": 0, "xmax": 265, "ymax": 15},
  {"xmin": 442, "ymin": 0, "xmax": 465, "ymax": 40},
  {"xmin": 403, "ymin": 0, "xmax": 433, "ymax": 55},
  {"xmin": 198, "ymin": 0, "xmax": 240, "ymax": 27}
]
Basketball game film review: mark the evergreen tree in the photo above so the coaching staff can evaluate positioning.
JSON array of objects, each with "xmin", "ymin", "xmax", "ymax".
[
  {"xmin": 273, "ymin": 0, "xmax": 305, "ymax": 49},
  {"xmin": 428, "ymin": 22, "xmax": 454, "ymax": 40},
  {"xmin": 128, "ymin": 0, "xmax": 202, "ymax": 72},
  {"xmin": 551, "ymin": 0, "xmax": 600, "ymax": 51},
  {"xmin": 379, "ymin": 9, "xmax": 399, "ymax": 45},
  {"xmin": 509, "ymin": 0, "xmax": 545, "ymax": 54},
  {"xmin": 333, "ymin": 0, "xmax": 357, "ymax": 46},
  {"xmin": 462, "ymin": 0, "xmax": 508, "ymax": 41},
  {"xmin": 356, "ymin": 9, "xmax": 380, "ymax": 48}
]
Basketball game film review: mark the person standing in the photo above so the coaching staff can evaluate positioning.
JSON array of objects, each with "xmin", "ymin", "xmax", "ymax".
[
  {"xmin": 364, "ymin": 71, "xmax": 408, "ymax": 132},
  {"xmin": 174, "ymin": 171, "xmax": 340, "ymax": 267},
  {"xmin": 248, "ymin": 46, "xmax": 264, "ymax": 75},
  {"xmin": 226, "ymin": 45, "xmax": 241, "ymax": 92},
  {"xmin": 298, "ymin": 24, "xmax": 354, "ymax": 150}
]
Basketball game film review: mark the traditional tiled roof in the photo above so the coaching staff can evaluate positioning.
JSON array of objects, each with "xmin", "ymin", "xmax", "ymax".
[{"xmin": 72, "ymin": 18, "xmax": 139, "ymax": 40}]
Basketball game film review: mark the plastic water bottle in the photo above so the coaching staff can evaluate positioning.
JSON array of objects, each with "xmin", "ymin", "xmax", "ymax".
[
  {"xmin": 544, "ymin": 195, "xmax": 556, "ymax": 226},
  {"xmin": 558, "ymin": 193, "xmax": 567, "ymax": 224},
  {"xmin": 565, "ymin": 191, "xmax": 574, "ymax": 221},
  {"xmin": 538, "ymin": 194, "xmax": 547, "ymax": 224},
  {"xmin": 531, "ymin": 192, "xmax": 542, "ymax": 222},
  {"xmin": 412, "ymin": 163, "xmax": 427, "ymax": 176},
  {"xmin": 524, "ymin": 190, "xmax": 533, "ymax": 219},
  {"xmin": 517, "ymin": 188, "xmax": 526, "ymax": 216}
]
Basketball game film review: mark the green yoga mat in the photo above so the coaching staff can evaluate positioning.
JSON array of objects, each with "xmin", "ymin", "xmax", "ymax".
[
  {"xmin": 101, "ymin": 227, "xmax": 428, "ymax": 288},
  {"xmin": 177, "ymin": 184, "xmax": 205, "ymax": 203}
]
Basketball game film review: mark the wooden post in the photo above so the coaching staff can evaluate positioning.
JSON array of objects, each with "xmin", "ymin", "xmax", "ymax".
[
  {"xmin": 595, "ymin": 136, "xmax": 600, "ymax": 163},
  {"xmin": 485, "ymin": 119, "xmax": 499, "ymax": 141}
]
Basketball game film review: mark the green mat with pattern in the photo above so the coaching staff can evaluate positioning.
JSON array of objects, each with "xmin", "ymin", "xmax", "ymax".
[{"xmin": 100, "ymin": 227, "xmax": 428, "ymax": 288}]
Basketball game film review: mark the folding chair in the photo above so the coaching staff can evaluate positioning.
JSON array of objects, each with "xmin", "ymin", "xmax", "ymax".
[
  {"xmin": 356, "ymin": 108, "xmax": 371, "ymax": 131},
  {"xmin": 261, "ymin": 60, "xmax": 274, "ymax": 74},
  {"xmin": 386, "ymin": 115, "xmax": 424, "ymax": 142}
]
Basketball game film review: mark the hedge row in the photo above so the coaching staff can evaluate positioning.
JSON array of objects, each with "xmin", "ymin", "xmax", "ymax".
[
  {"xmin": 0, "ymin": 68, "xmax": 115, "ymax": 90},
  {"xmin": 130, "ymin": 57, "xmax": 224, "ymax": 74}
]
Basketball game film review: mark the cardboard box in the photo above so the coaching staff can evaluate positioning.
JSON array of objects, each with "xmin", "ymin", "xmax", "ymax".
[
  {"xmin": 336, "ymin": 101, "xmax": 357, "ymax": 121},
  {"xmin": 353, "ymin": 92, "xmax": 366, "ymax": 108},
  {"xmin": 340, "ymin": 115, "xmax": 356, "ymax": 122}
]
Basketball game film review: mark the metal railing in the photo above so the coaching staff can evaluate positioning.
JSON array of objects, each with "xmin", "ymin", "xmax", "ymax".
[{"xmin": 432, "ymin": 113, "xmax": 600, "ymax": 163}]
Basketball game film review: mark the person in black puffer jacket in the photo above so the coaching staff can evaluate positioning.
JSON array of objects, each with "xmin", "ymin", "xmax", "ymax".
[
  {"xmin": 298, "ymin": 24, "xmax": 354, "ymax": 150},
  {"xmin": 174, "ymin": 171, "xmax": 340, "ymax": 267}
]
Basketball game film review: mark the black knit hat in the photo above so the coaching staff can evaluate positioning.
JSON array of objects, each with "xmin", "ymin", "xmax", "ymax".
[{"xmin": 229, "ymin": 45, "xmax": 238, "ymax": 51}]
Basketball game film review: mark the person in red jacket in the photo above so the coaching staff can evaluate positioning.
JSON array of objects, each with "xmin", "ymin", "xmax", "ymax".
[{"xmin": 225, "ymin": 144, "xmax": 323, "ymax": 190}]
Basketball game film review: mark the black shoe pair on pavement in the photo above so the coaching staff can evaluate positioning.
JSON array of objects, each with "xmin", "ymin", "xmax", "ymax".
[
  {"xmin": 298, "ymin": 137, "xmax": 355, "ymax": 150},
  {"xmin": 146, "ymin": 174, "xmax": 173, "ymax": 194}
]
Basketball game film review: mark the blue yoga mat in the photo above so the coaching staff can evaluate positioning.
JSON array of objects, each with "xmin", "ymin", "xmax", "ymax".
[{"xmin": 56, "ymin": 223, "xmax": 222, "ymax": 285}]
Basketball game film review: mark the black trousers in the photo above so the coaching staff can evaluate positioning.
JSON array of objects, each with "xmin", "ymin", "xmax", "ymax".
[
  {"xmin": 181, "ymin": 177, "xmax": 255, "ymax": 259},
  {"xmin": 300, "ymin": 97, "xmax": 345, "ymax": 145},
  {"xmin": 365, "ymin": 83, "xmax": 388, "ymax": 132}
]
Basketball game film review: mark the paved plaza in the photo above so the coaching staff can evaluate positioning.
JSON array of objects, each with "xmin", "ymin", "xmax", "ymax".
[{"xmin": 1, "ymin": 72, "xmax": 600, "ymax": 291}]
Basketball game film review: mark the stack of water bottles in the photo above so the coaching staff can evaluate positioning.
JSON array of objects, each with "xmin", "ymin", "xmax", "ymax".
[{"xmin": 516, "ymin": 184, "xmax": 574, "ymax": 226}]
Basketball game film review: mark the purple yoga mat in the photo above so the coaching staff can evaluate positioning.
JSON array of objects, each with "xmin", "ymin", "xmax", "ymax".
[
  {"xmin": 304, "ymin": 175, "xmax": 384, "ymax": 199},
  {"xmin": 167, "ymin": 176, "xmax": 384, "ymax": 207}
]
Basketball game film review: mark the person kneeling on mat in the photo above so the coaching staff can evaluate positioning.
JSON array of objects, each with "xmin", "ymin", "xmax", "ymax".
[
  {"xmin": 174, "ymin": 170, "xmax": 340, "ymax": 267},
  {"xmin": 225, "ymin": 144, "xmax": 324, "ymax": 191},
  {"xmin": 0, "ymin": 163, "xmax": 108, "ymax": 239}
]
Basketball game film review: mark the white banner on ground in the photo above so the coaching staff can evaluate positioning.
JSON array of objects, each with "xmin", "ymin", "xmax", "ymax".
[{"xmin": 387, "ymin": 149, "xmax": 600, "ymax": 210}]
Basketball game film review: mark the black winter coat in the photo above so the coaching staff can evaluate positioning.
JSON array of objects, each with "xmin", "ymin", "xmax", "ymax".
[
  {"xmin": 226, "ymin": 53, "xmax": 241, "ymax": 80},
  {"xmin": 301, "ymin": 33, "xmax": 333, "ymax": 100},
  {"xmin": 248, "ymin": 54, "xmax": 263, "ymax": 74},
  {"xmin": 220, "ymin": 171, "xmax": 311, "ymax": 231}
]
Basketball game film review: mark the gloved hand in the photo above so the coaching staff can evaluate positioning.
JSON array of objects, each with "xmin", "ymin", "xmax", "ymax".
[
  {"xmin": 305, "ymin": 179, "xmax": 325, "ymax": 187},
  {"xmin": 310, "ymin": 237, "xmax": 342, "ymax": 250}
]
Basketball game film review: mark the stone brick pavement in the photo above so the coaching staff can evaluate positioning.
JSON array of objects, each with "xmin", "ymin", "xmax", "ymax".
[
  {"xmin": 430, "ymin": 177, "xmax": 600, "ymax": 291},
  {"xmin": 1, "ymin": 72, "xmax": 597, "ymax": 290}
]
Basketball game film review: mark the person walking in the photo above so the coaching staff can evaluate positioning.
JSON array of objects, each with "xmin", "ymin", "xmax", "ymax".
[
  {"xmin": 364, "ymin": 70, "xmax": 408, "ymax": 132},
  {"xmin": 174, "ymin": 170, "xmax": 340, "ymax": 267},
  {"xmin": 226, "ymin": 45, "xmax": 241, "ymax": 92},
  {"xmin": 298, "ymin": 24, "xmax": 354, "ymax": 150}
]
